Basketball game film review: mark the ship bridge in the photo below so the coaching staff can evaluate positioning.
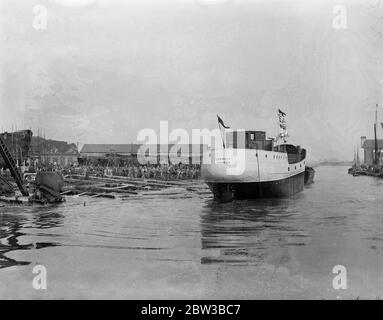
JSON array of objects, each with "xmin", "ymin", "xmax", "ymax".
[
  {"xmin": 224, "ymin": 129, "xmax": 305, "ymax": 164},
  {"xmin": 225, "ymin": 129, "xmax": 273, "ymax": 151}
]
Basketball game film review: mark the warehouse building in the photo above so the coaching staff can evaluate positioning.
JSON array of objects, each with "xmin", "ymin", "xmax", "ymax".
[
  {"xmin": 30, "ymin": 136, "xmax": 79, "ymax": 166},
  {"xmin": 361, "ymin": 136, "xmax": 383, "ymax": 166}
]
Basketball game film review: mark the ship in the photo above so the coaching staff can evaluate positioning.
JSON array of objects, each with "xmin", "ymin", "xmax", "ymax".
[{"xmin": 201, "ymin": 110, "xmax": 313, "ymax": 202}]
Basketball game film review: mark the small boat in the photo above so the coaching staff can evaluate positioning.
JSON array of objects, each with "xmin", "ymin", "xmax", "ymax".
[
  {"xmin": 304, "ymin": 166, "xmax": 315, "ymax": 184},
  {"xmin": 348, "ymin": 147, "xmax": 363, "ymax": 176},
  {"xmin": 29, "ymin": 171, "xmax": 65, "ymax": 203}
]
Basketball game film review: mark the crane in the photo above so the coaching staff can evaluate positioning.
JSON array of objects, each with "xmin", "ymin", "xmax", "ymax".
[{"xmin": 0, "ymin": 134, "xmax": 29, "ymax": 196}]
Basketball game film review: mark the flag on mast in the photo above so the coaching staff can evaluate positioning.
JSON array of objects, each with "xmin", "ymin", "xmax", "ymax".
[
  {"xmin": 217, "ymin": 115, "xmax": 229, "ymax": 148},
  {"xmin": 277, "ymin": 109, "xmax": 289, "ymax": 143},
  {"xmin": 217, "ymin": 115, "xmax": 230, "ymax": 129}
]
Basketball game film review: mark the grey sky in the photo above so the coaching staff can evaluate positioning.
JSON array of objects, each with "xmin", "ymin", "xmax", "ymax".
[{"xmin": 1, "ymin": 0, "xmax": 383, "ymax": 160}]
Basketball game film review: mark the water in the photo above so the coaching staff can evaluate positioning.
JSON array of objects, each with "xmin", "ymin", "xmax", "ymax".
[{"xmin": 1, "ymin": 166, "xmax": 383, "ymax": 299}]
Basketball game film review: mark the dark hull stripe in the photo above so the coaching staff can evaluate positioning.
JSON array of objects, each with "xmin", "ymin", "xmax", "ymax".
[{"xmin": 207, "ymin": 171, "xmax": 305, "ymax": 202}]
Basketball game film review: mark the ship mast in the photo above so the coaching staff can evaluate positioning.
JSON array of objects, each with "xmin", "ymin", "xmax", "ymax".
[
  {"xmin": 356, "ymin": 147, "xmax": 360, "ymax": 167},
  {"xmin": 374, "ymin": 104, "xmax": 379, "ymax": 166}
]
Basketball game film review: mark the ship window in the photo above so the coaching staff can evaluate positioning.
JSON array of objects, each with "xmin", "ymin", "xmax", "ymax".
[
  {"xmin": 295, "ymin": 166, "xmax": 296, "ymax": 170},
  {"xmin": 251, "ymin": 133, "xmax": 255, "ymax": 140},
  {"xmin": 265, "ymin": 154, "xmax": 267, "ymax": 158},
  {"xmin": 288, "ymin": 167, "xmax": 290, "ymax": 171}
]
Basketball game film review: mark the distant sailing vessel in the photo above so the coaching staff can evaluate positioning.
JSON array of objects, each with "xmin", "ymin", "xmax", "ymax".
[
  {"xmin": 348, "ymin": 104, "xmax": 383, "ymax": 178},
  {"xmin": 202, "ymin": 110, "xmax": 313, "ymax": 202},
  {"xmin": 348, "ymin": 147, "xmax": 362, "ymax": 176}
]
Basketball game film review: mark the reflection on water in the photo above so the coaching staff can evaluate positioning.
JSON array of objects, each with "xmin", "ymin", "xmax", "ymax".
[
  {"xmin": 0, "ymin": 207, "xmax": 62, "ymax": 269},
  {"xmin": 1, "ymin": 166, "xmax": 383, "ymax": 298},
  {"xmin": 200, "ymin": 198, "xmax": 307, "ymax": 265},
  {"xmin": 0, "ymin": 213, "xmax": 31, "ymax": 269}
]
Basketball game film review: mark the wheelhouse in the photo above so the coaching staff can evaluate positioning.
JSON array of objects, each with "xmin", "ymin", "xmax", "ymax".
[
  {"xmin": 225, "ymin": 130, "xmax": 273, "ymax": 151},
  {"xmin": 225, "ymin": 129, "xmax": 306, "ymax": 164}
]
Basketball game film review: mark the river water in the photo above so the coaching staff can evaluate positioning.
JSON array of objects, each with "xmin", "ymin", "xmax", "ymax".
[{"xmin": 1, "ymin": 166, "xmax": 383, "ymax": 299}]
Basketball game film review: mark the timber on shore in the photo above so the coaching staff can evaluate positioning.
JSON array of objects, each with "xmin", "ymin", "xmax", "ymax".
[
  {"xmin": 63, "ymin": 174, "xmax": 211, "ymax": 199},
  {"xmin": 0, "ymin": 174, "xmax": 211, "ymax": 205}
]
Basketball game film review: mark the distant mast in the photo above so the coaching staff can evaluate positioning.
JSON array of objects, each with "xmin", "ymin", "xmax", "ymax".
[
  {"xmin": 374, "ymin": 104, "xmax": 379, "ymax": 165},
  {"xmin": 356, "ymin": 148, "xmax": 360, "ymax": 167}
]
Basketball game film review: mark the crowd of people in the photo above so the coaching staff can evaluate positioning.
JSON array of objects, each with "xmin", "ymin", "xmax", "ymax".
[
  {"xmin": 59, "ymin": 163, "xmax": 201, "ymax": 181},
  {"xmin": 9, "ymin": 158, "xmax": 202, "ymax": 182}
]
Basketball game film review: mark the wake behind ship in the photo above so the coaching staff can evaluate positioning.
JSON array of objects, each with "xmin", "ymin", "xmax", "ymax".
[{"xmin": 202, "ymin": 111, "xmax": 313, "ymax": 202}]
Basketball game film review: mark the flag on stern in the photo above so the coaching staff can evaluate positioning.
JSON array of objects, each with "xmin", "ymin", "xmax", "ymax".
[
  {"xmin": 217, "ymin": 115, "xmax": 229, "ymax": 148},
  {"xmin": 217, "ymin": 115, "xmax": 230, "ymax": 129}
]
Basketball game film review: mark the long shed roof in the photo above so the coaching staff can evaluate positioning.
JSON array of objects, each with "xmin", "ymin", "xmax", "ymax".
[{"xmin": 80, "ymin": 144, "xmax": 207, "ymax": 154}]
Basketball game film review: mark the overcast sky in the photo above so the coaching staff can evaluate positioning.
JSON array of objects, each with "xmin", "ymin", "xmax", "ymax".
[{"xmin": 1, "ymin": 0, "xmax": 383, "ymax": 160}]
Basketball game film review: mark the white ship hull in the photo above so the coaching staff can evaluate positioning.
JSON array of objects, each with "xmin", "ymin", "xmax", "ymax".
[{"xmin": 201, "ymin": 148, "xmax": 306, "ymax": 201}]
